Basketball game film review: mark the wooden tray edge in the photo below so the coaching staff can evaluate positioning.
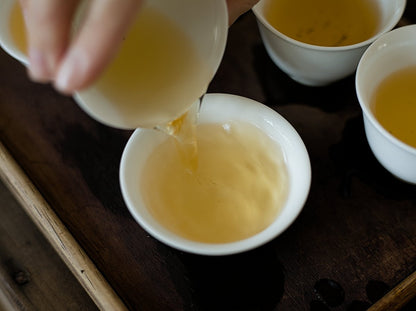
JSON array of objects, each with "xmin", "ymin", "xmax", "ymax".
[
  {"xmin": 368, "ymin": 270, "xmax": 416, "ymax": 311},
  {"xmin": 0, "ymin": 141, "xmax": 128, "ymax": 311}
]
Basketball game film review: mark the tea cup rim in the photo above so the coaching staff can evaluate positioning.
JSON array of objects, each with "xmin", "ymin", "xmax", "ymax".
[
  {"xmin": 119, "ymin": 93, "xmax": 311, "ymax": 255},
  {"xmin": 252, "ymin": 0, "xmax": 407, "ymax": 52},
  {"xmin": 356, "ymin": 24, "xmax": 416, "ymax": 155},
  {"xmin": 0, "ymin": 0, "xmax": 28, "ymax": 65}
]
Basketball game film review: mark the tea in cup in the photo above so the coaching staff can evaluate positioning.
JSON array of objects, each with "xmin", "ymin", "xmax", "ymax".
[
  {"xmin": 356, "ymin": 25, "xmax": 416, "ymax": 184},
  {"xmin": 120, "ymin": 94, "xmax": 311, "ymax": 255},
  {"xmin": 76, "ymin": 0, "xmax": 228, "ymax": 129},
  {"xmin": 0, "ymin": 0, "xmax": 27, "ymax": 65},
  {"xmin": 252, "ymin": 0, "xmax": 406, "ymax": 86}
]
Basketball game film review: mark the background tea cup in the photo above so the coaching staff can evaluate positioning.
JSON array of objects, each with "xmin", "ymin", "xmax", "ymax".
[
  {"xmin": 252, "ymin": 0, "xmax": 406, "ymax": 86},
  {"xmin": 356, "ymin": 25, "xmax": 416, "ymax": 184},
  {"xmin": 120, "ymin": 93, "xmax": 311, "ymax": 255}
]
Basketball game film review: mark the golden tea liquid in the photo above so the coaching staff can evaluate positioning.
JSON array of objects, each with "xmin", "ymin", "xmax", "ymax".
[
  {"xmin": 264, "ymin": 0, "xmax": 381, "ymax": 46},
  {"xmin": 156, "ymin": 99, "xmax": 200, "ymax": 172},
  {"xmin": 370, "ymin": 66, "xmax": 416, "ymax": 149},
  {"xmin": 141, "ymin": 121, "xmax": 289, "ymax": 244},
  {"xmin": 91, "ymin": 6, "xmax": 211, "ymax": 128},
  {"xmin": 10, "ymin": 2, "xmax": 27, "ymax": 53}
]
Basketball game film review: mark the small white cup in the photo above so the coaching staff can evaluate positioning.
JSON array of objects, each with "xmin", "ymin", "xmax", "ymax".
[
  {"xmin": 75, "ymin": 0, "xmax": 228, "ymax": 129},
  {"xmin": 120, "ymin": 93, "xmax": 311, "ymax": 255},
  {"xmin": 0, "ymin": 0, "xmax": 228, "ymax": 129},
  {"xmin": 356, "ymin": 25, "xmax": 416, "ymax": 184},
  {"xmin": 252, "ymin": 0, "xmax": 406, "ymax": 86}
]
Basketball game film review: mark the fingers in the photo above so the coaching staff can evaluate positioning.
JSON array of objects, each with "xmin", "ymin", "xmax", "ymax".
[
  {"xmin": 21, "ymin": 0, "xmax": 253, "ymax": 95},
  {"xmin": 54, "ymin": 0, "xmax": 143, "ymax": 94},
  {"xmin": 227, "ymin": 0, "xmax": 260, "ymax": 25},
  {"xmin": 20, "ymin": 0, "xmax": 79, "ymax": 83},
  {"xmin": 20, "ymin": 0, "xmax": 142, "ymax": 94}
]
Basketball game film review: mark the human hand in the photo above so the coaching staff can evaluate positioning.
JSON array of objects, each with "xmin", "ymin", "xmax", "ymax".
[
  {"xmin": 20, "ymin": 0, "xmax": 259, "ymax": 94},
  {"xmin": 20, "ymin": 0, "xmax": 143, "ymax": 94}
]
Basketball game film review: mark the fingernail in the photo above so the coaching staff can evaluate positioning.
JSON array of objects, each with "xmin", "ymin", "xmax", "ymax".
[
  {"xmin": 28, "ymin": 49, "xmax": 51, "ymax": 82},
  {"xmin": 54, "ymin": 50, "xmax": 85, "ymax": 94}
]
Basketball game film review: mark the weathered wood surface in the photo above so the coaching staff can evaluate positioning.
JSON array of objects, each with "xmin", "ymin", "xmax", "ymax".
[
  {"xmin": 368, "ymin": 271, "xmax": 416, "ymax": 311},
  {"xmin": 0, "ymin": 142, "xmax": 128, "ymax": 311},
  {"xmin": 0, "ymin": 179, "xmax": 98, "ymax": 311},
  {"xmin": 1, "ymin": 4, "xmax": 416, "ymax": 311}
]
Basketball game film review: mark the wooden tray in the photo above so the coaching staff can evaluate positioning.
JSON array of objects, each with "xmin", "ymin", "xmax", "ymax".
[{"xmin": 1, "ymin": 7, "xmax": 416, "ymax": 311}]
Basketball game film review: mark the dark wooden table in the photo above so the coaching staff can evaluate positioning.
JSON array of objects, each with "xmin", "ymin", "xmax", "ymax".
[{"xmin": 1, "ymin": 5, "xmax": 416, "ymax": 311}]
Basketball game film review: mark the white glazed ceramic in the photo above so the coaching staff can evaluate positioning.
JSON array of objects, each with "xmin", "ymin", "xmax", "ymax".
[
  {"xmin": 75, "ymin": 0, "xmax": 228, "ymax": 129},
  {"xmin": 120, "ymin": 93, "xmax": 311, "ymax": 255},
  {"xmin": 0, "ymin": 0, "xmax": 27, "ymax": 65},
  {"xmin": 356, "ymin": 25, "xmax": 416, "ymax": 184},
  {"xmin": 0, "ymin": 0, "xmax": 228, "ymax": 129},
  {"xmin": 252, "ymin": 0, "xmax": 406, "ymax": 86}
]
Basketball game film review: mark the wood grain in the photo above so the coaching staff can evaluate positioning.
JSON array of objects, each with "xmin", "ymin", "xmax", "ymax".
[
  {"xmin": 0, "ymin": 263, "xmax": 36, "ymax": 311},
  {"xmin": 369, "ymin": 271, "xmax": 416, "ymax": 311},
  {"xmin": 0, "ymin": 142, "xmax": 127, "ymax": 311},
  {"xmin": 0, "ymin": 179, "xmax": 98, "ymax": 310}
]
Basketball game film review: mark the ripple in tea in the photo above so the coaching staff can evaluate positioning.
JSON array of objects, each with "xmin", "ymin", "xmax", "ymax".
[
  {"xmin": 370, "ymin": 66, "xmax": 416, "ymax": 149},
  {"xmin": 141, "ymin": 121, "xmax": 289, "ymax": 243},
  {"xmin": 264, "ymin": 0, "xmax": 381, "ymax": 46}
]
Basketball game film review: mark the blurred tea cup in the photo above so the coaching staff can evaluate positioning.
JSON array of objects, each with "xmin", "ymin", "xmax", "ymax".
[
  {"xmin": 0, "ymin": 0, "xmax": 27, "ymax": 65},
  {"xmin": 252, "ymin": 0, "xmax": 406, "ymax": 86}
]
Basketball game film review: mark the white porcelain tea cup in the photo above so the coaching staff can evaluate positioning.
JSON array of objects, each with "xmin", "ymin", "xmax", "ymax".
[
  {"xmin": 356, "ymin": 25, "xmax": 416, "ymax": 184},
  {"xmin": 0, "ymin": 0, "xmax": 228, "ymax": 129},
  {"xmin": 252, "ymin": 0, "xmax": 406, "ymax": 86},
  {"xmin": 120, "ymin": 93, "xmax": 311, "ymax": 255}
]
